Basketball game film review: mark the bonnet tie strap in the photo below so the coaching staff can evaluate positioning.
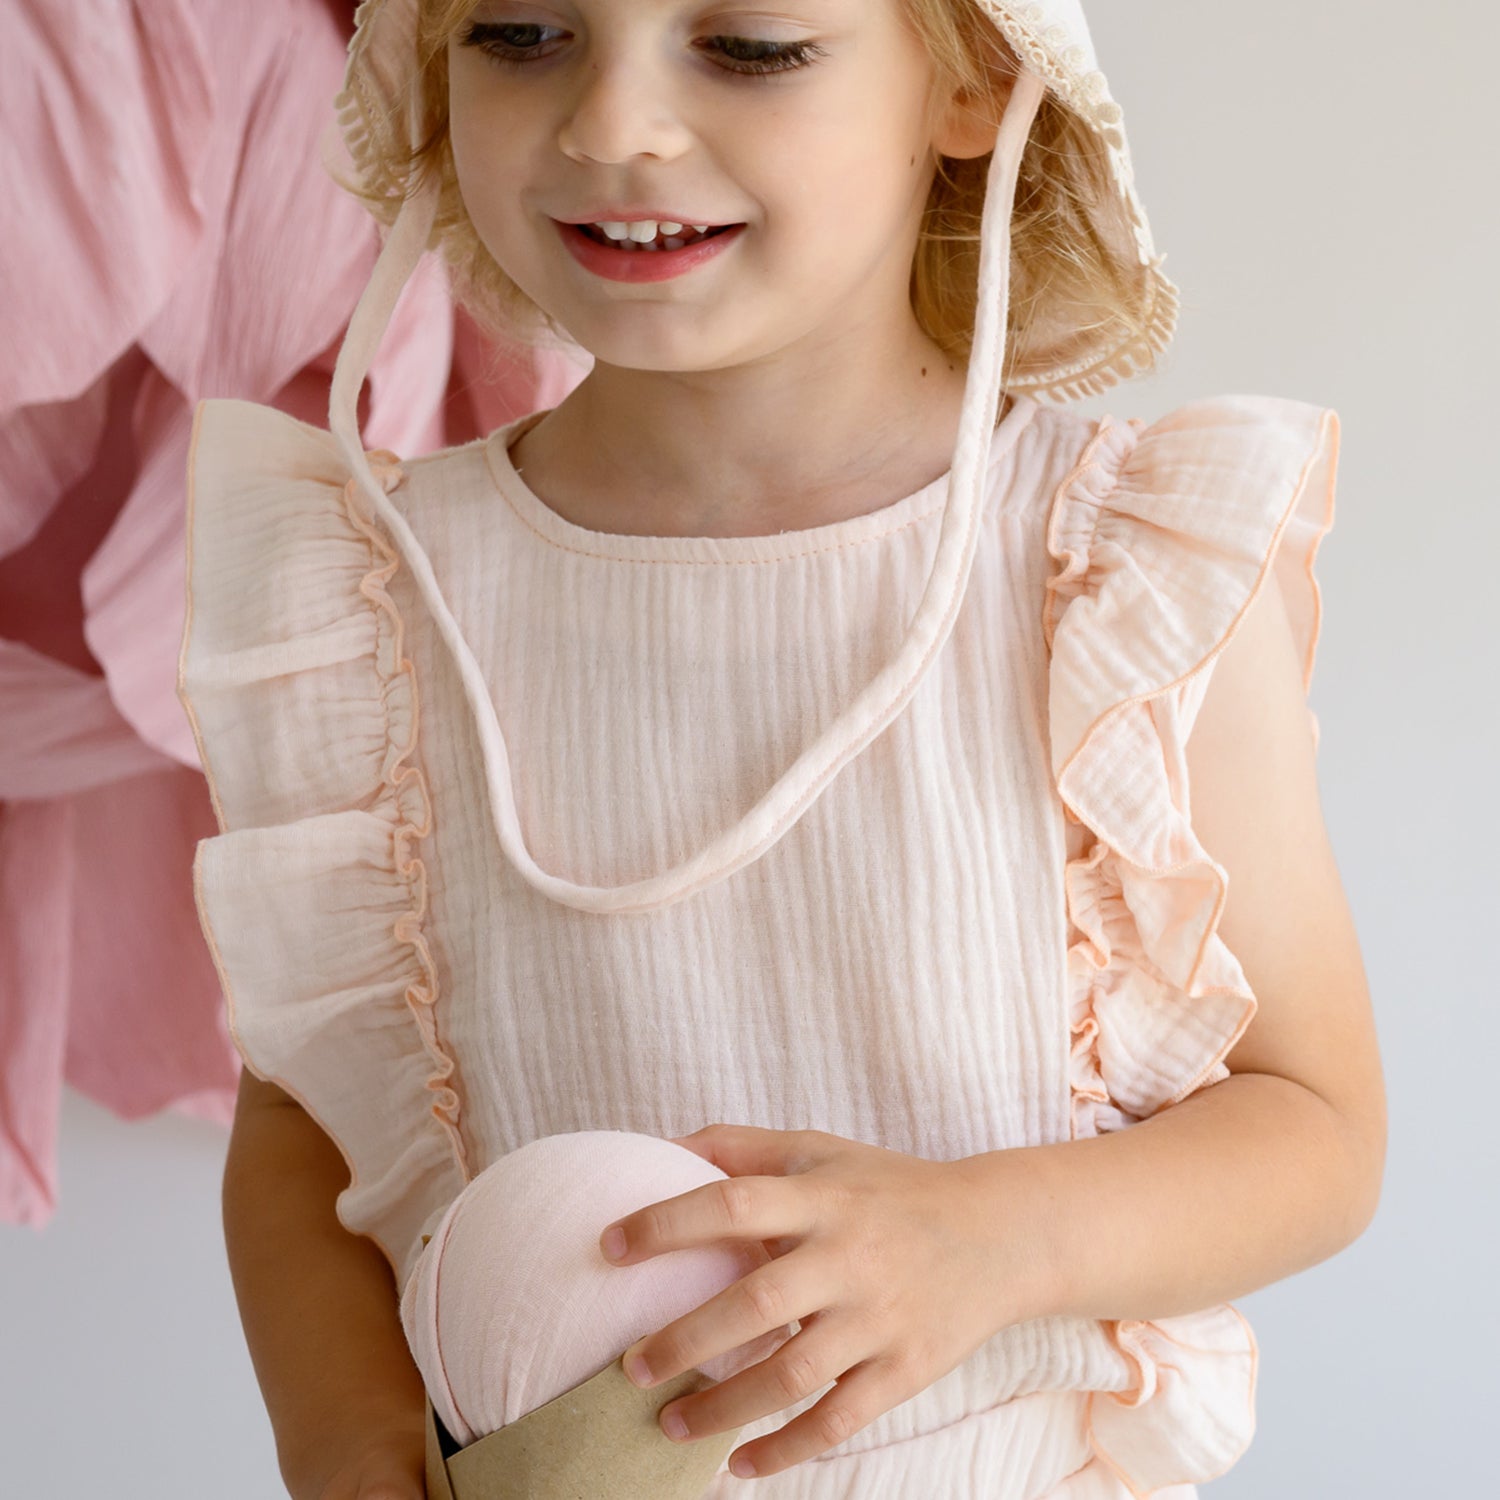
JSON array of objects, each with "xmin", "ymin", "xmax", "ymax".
[{"xmin": 326, "ymin": 68, "xmax": 1046, "ymax": 915}]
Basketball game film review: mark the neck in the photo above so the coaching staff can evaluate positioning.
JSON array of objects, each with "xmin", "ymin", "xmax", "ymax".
[{"xmin": 507, "ymin": 316, "xmax": 1005, "ymax": 541}]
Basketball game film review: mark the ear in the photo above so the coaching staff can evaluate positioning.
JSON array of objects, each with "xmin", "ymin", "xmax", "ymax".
[{"xmin": 931, "ymin": 74, "xmax": 1013, "ymax": 161}]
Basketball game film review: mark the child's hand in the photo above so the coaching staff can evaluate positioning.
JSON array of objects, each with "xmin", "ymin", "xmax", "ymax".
[{"xmin": 598, "ymin": 1123, "xmax": 1046, "ymax": 1480}]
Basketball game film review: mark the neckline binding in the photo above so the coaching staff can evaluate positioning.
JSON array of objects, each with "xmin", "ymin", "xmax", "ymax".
[{"xmin": 483, "ymin": 395, "xmax": 1038, "ymax": 566}]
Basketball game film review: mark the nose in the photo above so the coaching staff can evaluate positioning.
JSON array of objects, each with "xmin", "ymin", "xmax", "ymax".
[{"xmin": 556, "ymin": 52, "xmax": 694, "ymax": 164}]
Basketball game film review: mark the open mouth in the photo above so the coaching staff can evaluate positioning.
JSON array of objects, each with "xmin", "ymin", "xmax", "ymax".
[{"xmin": 572, "ymin": 222, "xmax": 739, "ymax": 253}]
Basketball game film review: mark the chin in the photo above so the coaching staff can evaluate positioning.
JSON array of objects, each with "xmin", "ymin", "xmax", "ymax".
[
  {"xmin": 569, "ymin": 330, "xmax": 754, "ymax": 377},
  {"xmin": 521, "ymin": 281, "xmax": 777, "ymax": 375}
]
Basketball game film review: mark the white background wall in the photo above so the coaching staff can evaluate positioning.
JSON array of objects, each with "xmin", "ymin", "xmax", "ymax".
[{"xmin": 3, "ymin": 1, "xmax": 1495, "ymax": 1494}]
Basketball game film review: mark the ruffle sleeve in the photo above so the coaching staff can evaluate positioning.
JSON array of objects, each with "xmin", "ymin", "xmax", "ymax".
[
  {"xmin": 1043, "ymin": 393, "xmax": 1339, "ymax": 1494},
  {"xmin": 1045, "ymin": 393, "xmax": 1339, "ymax": 1134},
  {"xmin": 177, "ymin": 397, "xmax": 471, "ymax": 1291}
]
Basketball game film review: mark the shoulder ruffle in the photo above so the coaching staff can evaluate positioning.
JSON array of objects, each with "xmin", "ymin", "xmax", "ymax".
[
  {"xmin": 1045, "ymin": 393, "xmax": 1339, "ymax": 1134},
  {"xmin": 1042, "ymin": 394, "xmax": 1338, "ymax": 1491},
  {"xmin": 177, "ymin": 397, "xmax": 470, "ymax": 1291}
]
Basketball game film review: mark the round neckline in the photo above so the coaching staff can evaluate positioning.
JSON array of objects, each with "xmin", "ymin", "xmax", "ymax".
[{"xmin": 481, "ymin": 394, "xmax": 1038, "ymax": 565}]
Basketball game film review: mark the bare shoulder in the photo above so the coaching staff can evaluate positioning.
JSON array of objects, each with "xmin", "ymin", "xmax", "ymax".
[{"xmin": 1184, "ymin": 568, "xmax": 1386, "ymax": 1166}]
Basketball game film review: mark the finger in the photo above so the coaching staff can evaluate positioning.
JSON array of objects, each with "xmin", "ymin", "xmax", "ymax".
[
  {"xmin": 623, "ymin": 1253, "xmax": 832, "ymax": 1391},
  {"xmin": 724, "ymin": 1356, "xmax": 910, "ymax": 1479},
  {"xmin": 677, "ymin": 1124, "xmax": 829, "ymax": 1178},
  {"xmin": 655, "ymin": 1311, "xmax": 869, "ymax": 1447},
  {"xmin": 601, "ymin": 1171, "xmax": 814, "ymax": 1266}
]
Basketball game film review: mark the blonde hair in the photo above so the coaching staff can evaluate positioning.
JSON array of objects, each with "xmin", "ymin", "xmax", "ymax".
[{"xmin": 337, "ymin": 0, "xmax": 1146, "ymax": 384}]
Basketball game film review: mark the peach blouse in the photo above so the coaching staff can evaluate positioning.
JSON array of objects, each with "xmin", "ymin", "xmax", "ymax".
[{"xmin": 178, "ymin": 389, "xmax": 1338, "ymax": 1498}]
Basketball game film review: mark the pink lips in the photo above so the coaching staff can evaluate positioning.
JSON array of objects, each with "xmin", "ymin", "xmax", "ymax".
[{"xmin": 554, "ymin": 219, "xmax": 745, "ymax": 284}]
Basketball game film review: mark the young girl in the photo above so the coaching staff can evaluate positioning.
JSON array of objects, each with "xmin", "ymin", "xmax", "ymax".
[{"xmin": 177, "ymin": 0, "xmax": 1387, "ymax": 1496}]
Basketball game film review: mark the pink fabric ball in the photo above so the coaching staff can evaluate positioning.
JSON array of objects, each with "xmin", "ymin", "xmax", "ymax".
[{"xmin": 400, "ymin": 1130, "xmax": 791, "ymax": 1446}]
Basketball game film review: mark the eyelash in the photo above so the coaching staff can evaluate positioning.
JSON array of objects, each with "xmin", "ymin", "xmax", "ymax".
[{"xmin": 458, "ymin": 22, "xmax": 825, "ymax": 77}]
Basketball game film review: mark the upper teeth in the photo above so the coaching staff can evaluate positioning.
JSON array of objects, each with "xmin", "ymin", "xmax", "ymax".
[{"xmin": 596, "ymin": 220, "xmax": 711, "ymax": 241}]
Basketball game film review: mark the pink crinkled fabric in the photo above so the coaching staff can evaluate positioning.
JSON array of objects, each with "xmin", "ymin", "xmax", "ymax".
[
  {"xmin": 401, "ymin": 1131, "xmax": 793, "ymax": 1448},
  {"xmin": 0, "ymin": 0, "xmax": 586, "ymax": 1228},
  {"xmin": 0, "ymin": 0, "xmax": 213, "ymax": 415}
]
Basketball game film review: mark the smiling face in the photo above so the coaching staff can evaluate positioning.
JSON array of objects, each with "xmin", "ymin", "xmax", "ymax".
[{"xmin": 444, "ymin": 0, "xmax": 997, "ymax": 375}]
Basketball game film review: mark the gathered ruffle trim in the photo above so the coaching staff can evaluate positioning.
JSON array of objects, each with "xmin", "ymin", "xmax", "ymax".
[
  {"xmin": 1047, "ymin": 416, "xmax": 1242, "ymax": 1135},
  {"xmin": 180, "ymin": 397, "xmax": 471, "ymax": 1291},
  {"xmin": 1043, "ymin": 399, "xmax": 1338, "ymax": 1132},
  {"xmin": 338, "ymin": 450, "xmax": 467, "ymax": 1171},
  {"xmin": 1040, "ymin": 395, "xmax": 1338, "ymax": 1489},
  {"xmin": 1085, "ymin": 1306, "xmax": 1259, "ymax": 1496}
]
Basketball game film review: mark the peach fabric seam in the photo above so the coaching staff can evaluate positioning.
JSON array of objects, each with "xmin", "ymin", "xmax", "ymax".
[
  {"xmin": 339, "ymin": 450, "xmax": 472, "ymax": 1189},
  {"xmin": 1290, "ymin": 411, "xmax": 1339, "ymax": 691},
  {"xmin": 488, "ymin": 446, "xmax": 953, "ymax": 567}
]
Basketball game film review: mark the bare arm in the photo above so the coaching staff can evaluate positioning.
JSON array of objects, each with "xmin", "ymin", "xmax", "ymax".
[
  {"xmin": 973, "ymin": 568, "xmax": 1385, "ymax": 1326},
  {"xmin": 967, "ymin": 1068, "xmax": 1382, "ymax": 1326},
  {"xmin": 223, "ymin": 1069, "xmax": 429, "ymax": 1499}
]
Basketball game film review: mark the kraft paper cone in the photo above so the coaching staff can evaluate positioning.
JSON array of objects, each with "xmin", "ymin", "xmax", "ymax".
[{"xmin": 425, "ymin": 1352, "xmax": 744, "ymax": 1499}]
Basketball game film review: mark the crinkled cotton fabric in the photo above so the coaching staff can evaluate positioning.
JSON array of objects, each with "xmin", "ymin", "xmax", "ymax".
[{"xmin": 178, "ymin": 384, "xmax": 1337, "ymax": 1495}]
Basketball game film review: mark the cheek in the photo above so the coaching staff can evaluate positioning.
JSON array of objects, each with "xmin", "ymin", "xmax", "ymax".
[
  {"xmin": 765, "ymin": 84, "xmax": 928, "ymax": 205},
  {"xmin": 448, "ymin": 104, "xmax": 530, "ymax": 251},
  {"xmin": 445, "ymin": 66, "xmax": 485, "ymax": 181},
  {"xmin": 741, "ymin": 108, "xmax": 924, "ymax": 256}
]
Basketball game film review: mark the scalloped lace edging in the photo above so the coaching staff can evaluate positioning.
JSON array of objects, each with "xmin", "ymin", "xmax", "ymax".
[
  {"xmin": 338, "ymin": 449, "xmax": 471, "ymax": 1184},
  {"xmin": 1011, "ymin": 262, "xmax": 1182, "ymax": 407}
]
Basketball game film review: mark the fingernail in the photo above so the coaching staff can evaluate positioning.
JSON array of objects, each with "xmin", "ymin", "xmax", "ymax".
[
  {"xmin": 730, "ymin": 1452, "xmax": 757, "ymax": 1478},
  {"xmin": 624, "ymin": 1349, "xmax": 653, "ymax": 1387},
  {"xmin": 661, "ymin": 1405, "xmax": 689, "ymax": 1440},
  {"xmin": 601, "ymin": 1226, "xmax": 626, "ymax": 1261}
]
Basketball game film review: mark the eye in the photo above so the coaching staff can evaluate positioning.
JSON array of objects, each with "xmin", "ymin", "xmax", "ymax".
[
  {"xmin": 699, "ymin": 35, "xmax": 826, "ymax": 76},
  {"xmin": 458, "ymin": 20, "xmax": 568, "ymax": 66},
  {"xmin": 455, "ymin": 21, "xmax": 824, "ymax": 77}
]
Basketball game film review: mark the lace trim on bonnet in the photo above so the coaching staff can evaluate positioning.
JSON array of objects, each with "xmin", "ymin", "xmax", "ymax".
[{"xmin": 976, "ymin": 1, "xmax": 1182, "ymax": 398}]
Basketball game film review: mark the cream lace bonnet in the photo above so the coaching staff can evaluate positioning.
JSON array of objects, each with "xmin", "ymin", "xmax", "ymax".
[{"xmin": 330, "ymin": 0, "xmax": 1177, "ymax": 405}]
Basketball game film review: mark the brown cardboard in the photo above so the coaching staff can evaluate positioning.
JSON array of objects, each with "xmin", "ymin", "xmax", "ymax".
[{"xmin": 424, "ymin": 1353, "xmax": 743, "ymax": 1498}]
